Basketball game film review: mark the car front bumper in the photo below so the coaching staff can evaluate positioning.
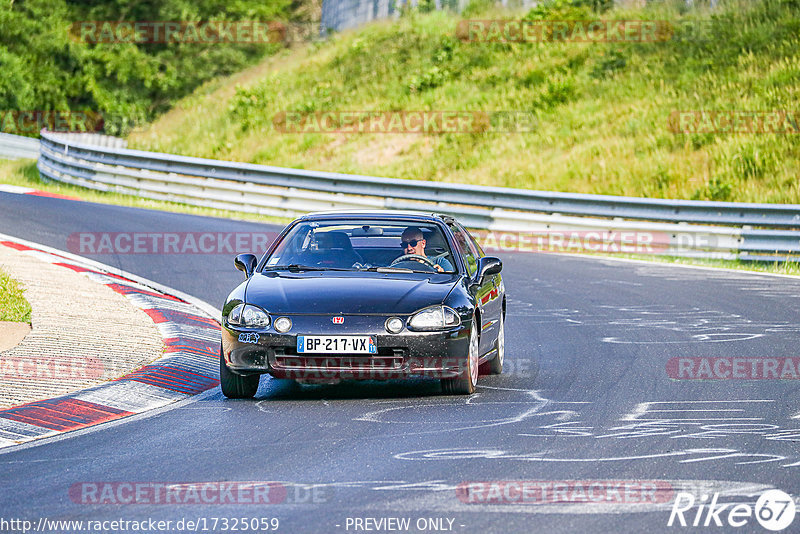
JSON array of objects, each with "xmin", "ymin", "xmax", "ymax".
[{"xmin": 221, "ymin": 316, "xmax": 470, "ymax": 380}]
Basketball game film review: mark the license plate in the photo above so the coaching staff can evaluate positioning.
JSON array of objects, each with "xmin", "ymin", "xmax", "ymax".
[{"xmin": 297, "ymin": 335, "xmax": 377, "ymax": 354}]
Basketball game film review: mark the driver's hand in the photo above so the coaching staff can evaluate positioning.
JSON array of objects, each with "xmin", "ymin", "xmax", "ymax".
[{"xmin": 434, "ymin": 264, "xmax": 443, "ymax": 272}]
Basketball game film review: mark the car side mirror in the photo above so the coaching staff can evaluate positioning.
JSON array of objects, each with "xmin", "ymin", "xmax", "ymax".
[
  {"xmin": 474, "ymin": 256, "xmax": 502, "ymax": 285},
  {"xmin": 234, "ymin": 253, "xmax": 258, "ymax": 278}
]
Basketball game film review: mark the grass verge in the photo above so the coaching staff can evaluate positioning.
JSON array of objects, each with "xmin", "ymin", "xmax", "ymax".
[{"xmin": 0, "ymin": 268, "xmax": 32, "ymax": 323}]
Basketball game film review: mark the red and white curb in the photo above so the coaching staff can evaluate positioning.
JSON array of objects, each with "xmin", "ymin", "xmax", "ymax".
[
  {"xmin": 0, "ymin": 184, "xmax": 80, "ymax": 200},
  {"xmin": 0, "ymin": 235, "xmax": 221, "ymax": 449}
]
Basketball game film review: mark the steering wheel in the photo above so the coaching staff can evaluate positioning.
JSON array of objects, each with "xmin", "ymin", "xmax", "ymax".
[{"xmin": 390, "ymin": 254, "xmax": 437, "ymax": 269}]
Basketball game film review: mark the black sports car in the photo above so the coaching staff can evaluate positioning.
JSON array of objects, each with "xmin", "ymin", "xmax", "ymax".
[{"xmin": 220, "ymin": 211, "xmax": 505, "ymax": 397}]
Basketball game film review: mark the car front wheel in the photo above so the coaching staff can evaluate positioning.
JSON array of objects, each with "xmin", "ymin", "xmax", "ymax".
[
  {"xmin": 441, "ymin": 320, "xmax": 478, "ymax": 395},
  {"xmin": 220, "ymin": 347, "xmax": 260, "ymax": 398}
]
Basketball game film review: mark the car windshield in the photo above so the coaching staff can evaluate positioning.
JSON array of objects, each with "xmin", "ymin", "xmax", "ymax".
[{"xmin": 263, "ymin": 220, "xmax": 457, "ymax": 273}]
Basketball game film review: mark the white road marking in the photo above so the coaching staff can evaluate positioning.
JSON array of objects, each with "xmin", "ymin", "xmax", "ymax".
[
  {"xmin": 156, "ymin": 322, "xmax": 220, "ymax": 342},
  {"xmin": 126, "ymin": 293, "xmax": 209, "ymax": 315},
  {"xmin": 354, "ymin": 386, "xmax": 588, "ymax": 435},
  {"xmin": 602, "ymin": 333, "xmax": 764, "ymax": 343},
  {"xmin": 73, "ymin": 381, "xmax": 189, "ymax": 413},
  {"xmin": 0, "ymin": 184, "xmax": 35, "ymax": 194},
  {"xmin": 393, "ymin": 447, "xmax": 790, "ymax": 466},
  {"xmin": 376, "ymin": 479, "xmax": 776, "ymax": 515},
  {"xmin": 0, "ymin": 418, "xmax": 57, "ymax": 440},
  {"xmin": 620, "ymin": 400, "xmax": 773, "ymax": 421}
]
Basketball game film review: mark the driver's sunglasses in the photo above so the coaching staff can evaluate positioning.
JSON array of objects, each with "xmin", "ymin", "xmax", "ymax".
[{"xmin": 400, "ymin": 239, "xmax": 420, "ymax": 249}]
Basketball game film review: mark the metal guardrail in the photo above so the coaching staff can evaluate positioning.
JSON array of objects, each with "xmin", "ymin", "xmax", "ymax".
[
  {"xmin": 0, "ymin": 132, "xmax": 40, "ymax": 160},
  {"xmin": 42, "ymin": 132, "xmax": 128, "ymax": 150},
  {"xmin": 0, "ymin": 132, "xmax": 127, "ymax": 160},
  {"xmin": 36, "ymin": 130, "xmax": 800, "ymax": 261}
]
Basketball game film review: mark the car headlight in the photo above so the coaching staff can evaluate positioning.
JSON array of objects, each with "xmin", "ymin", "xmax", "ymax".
[
  {"xmin": 227, "ymin": 304, "xmax": 270, "ymax": 328},
  {"xmin": 407, "ymin": 306, "xmax": 461, "ymax": 331}
]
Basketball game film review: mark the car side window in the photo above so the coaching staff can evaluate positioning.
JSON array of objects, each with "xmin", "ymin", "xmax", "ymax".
[
  {"xmin": 462, "ymin": 225, "xmax": 486, "ymax": 258},
  {"xmin": 456, "ymin": 223, "xmax": 485, "ymax": 259},
  {"xmin": 448, "ymin": 223, "xmax": 478, "ymax": 276}
]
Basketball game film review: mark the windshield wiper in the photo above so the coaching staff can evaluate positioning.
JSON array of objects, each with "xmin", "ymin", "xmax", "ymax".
[
  {"xmin": 263, "ymin": 264, "xmax": 350, "ymax": 272},
  {"xmin": 374, "ymin": 266, "xmax": 413, "ymax": 273},
  {"xmin": 372, "ymin": 267, "xmax": 452, "ymax": 274},
  {"xmin": 345, "ymin": 265, "xmax": 457, "ymax": 274}
]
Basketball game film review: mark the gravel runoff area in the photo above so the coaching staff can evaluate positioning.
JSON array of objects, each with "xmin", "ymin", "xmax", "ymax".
[{"xmin": 0, "ymin": 243, "xmax": 164, "ymax": 409}]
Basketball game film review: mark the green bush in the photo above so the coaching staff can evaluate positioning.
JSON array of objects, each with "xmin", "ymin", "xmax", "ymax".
[
  {"xmin": 0, "ymin": 0, "xmax": 291, "ymax": 136},
  {"xmin": 524, "ymin": 0, "xmax": 595, "ymax": 20}
]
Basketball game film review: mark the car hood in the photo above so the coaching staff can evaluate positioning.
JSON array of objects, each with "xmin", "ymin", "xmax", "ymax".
[{"xmin": 244, "ymin": 271, "xmax": 459, "ymax": 315}]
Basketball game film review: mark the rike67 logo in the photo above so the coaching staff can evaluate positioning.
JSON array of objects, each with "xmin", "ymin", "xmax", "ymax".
[{"xmin": 668, "ymin": 489, "xmax": 796, "ymax": 531}]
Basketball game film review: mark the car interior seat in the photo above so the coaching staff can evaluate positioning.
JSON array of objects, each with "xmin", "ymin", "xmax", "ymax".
[
  {"xmin": 422, "ymin": 228, "xmax": 449, "ymax": 257},
  {"xmin": 312, "ymin": 231, "xmax": 364, "ymax": 267}
]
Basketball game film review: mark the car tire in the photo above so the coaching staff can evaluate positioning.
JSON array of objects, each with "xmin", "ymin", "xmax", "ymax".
[
  {"xmin": 219, "ymin": 347, "xmax": 260, "ymax": 399},
  {"xmin": 441, "ymin": 320, "xmax": 478, "ymax": 395},
  {"xmin": 487, "ymin": 313, "xmax": 504, "ymax": 375}
]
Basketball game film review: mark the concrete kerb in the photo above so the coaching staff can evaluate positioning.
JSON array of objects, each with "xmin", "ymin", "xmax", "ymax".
[{"xmin": 0, "ymin": 233, "xmax": 222, "ymax": 449}]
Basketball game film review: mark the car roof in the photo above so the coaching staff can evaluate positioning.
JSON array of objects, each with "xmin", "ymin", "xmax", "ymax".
[{"xmin": 298, "ymin": 210, "xmax": 453, "ymax": 223}]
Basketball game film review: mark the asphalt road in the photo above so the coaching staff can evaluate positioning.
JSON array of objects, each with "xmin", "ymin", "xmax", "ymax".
[{"xmin": 1, "ymin": 192, "xmax": 799, "ymax": 534}]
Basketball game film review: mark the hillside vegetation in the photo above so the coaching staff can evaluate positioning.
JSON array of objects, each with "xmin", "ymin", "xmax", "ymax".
[
  {"xmin": 0, "ymin": 0, "xmax": 298, "ymax": 136},
  {"xmin": 130, "ymin": 0, "xmax": 800, "ymax": 203}
]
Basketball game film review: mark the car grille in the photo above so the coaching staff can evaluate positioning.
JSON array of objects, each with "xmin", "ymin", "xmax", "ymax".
[{"xmin": 273, "ymin": 348, "xmax": 406, "ymax": 371}]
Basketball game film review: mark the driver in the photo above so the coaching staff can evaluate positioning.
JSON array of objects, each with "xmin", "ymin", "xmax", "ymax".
[{"xmin": 399, "ymin": 227, "xmax": 454, "ymax": 273}]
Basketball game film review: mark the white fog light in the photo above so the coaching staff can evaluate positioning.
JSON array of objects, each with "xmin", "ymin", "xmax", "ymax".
[
  {"xmin": 274, "ymin": 317, "xmax": 292, "ymax": 333},
  {"xmin": 385, "ymin": 317, "xmax": 404, "ymax": 334}
]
